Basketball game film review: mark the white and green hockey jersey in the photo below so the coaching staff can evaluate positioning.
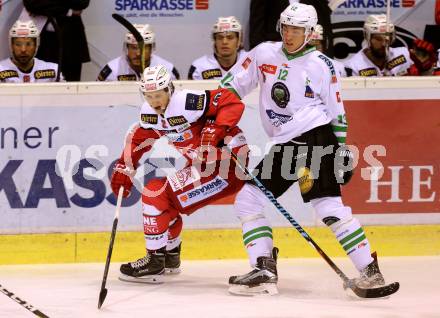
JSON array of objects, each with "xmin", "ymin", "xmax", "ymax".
[{"xmin": 220, "ymin": 42, "xmax": 347, "ymax": 145}]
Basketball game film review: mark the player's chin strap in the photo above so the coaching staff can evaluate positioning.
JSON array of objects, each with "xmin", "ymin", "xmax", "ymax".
[{"xmin": 225, "ymin": 147, "xmax": 400, "ymax": 298}]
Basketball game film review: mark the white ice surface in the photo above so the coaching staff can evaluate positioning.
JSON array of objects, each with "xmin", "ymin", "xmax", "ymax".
[{"xmin": 0, "ymin": 256, "xmax": 438, "ymax": 318}]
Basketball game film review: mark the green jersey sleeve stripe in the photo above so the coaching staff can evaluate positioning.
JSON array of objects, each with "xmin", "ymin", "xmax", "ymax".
[{"xmin": 332, "ymin": 126, "xmax": 347, "ymax": 132}]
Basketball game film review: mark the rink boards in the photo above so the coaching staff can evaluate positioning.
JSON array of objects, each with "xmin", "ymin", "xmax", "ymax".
[{"xmin": 1, "ymin": 79, "xmax": 440, "ymax": 263}]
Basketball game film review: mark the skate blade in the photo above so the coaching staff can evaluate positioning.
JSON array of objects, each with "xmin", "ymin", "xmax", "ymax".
[
  {"xmin": 228, "ymin": 283, "xmax": 278, "ymax": 296},
  {"xmin": 165, "ymin": 267, "xmax": 181, "ymax": 275},
  {"xmin": 118, "ymin": 273, "xmax": 164, "ymax": 284}
]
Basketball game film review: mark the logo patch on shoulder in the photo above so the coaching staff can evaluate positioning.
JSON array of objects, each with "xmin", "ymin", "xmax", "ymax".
[
  {"xmin": 97, "ymin": 65, "xmax": 112, "ymax": 81},
  {"xmin": 34, "ymin": 69, "xmax": 56, "ymax": 79},
  {"xmin": 141, "ymin": 114, "xmax": 158, "ymax": 124},
  {"xmin": 359, "ymin": 68, "xmax": 378, "ymax": 76},
  {"xmin": 117, "ymin": 74, "xmax": 137, "ymax": 81},
  {"xmin": 201, "ymin": 69, "xmax": 222, "ymax": 79},
  {"xmin": 0, "ymin": 70, "xmax": 19, "ymax": 80},
  {"xmin": 242, "ymin": 57, "xmax": 252, "ymax": 69},
  {"xmin": 386, "ymin": 55, "xmax": 407, "ymax": 70},
  {"xmin": 185, "ymin": 93, "xmax": 205, "ymax": 111}
]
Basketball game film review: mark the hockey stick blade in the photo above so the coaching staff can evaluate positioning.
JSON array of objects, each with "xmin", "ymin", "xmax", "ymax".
[
  {"xmin": 98, "ymin": 288, "xmax": 107, "ymax": 309},
  {"xmin": 347, "ymin": 281, "xmax": 400, "ymax": 298},
  {"xmin": 112, "ymin": 13, "xmax": 146, "ymax": 71}
]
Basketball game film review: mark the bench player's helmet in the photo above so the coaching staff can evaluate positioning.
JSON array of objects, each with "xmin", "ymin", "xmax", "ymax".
[
  {"xmin": 125, "ymin": 23, "xmax": 156, "ymax": 54},
  {"xmin": 363, "ymin": 14, "xmax": 395, "ymax": 44},
  {"xmin": 212, "ymin": 16, "xmax": 243, "ymax": 50},
  {"xmin": 9, "ymin": 20, "xmax": 40, "ymax": 56}
]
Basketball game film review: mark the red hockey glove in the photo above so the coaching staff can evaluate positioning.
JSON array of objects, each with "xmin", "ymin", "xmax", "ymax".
[
  {"xmin": 197, "ymin": 123, "xmax": 227, "ymax": 162},
  {"xmin": 200, "ymin": 123, "xmax": 227, "ymax": 147},
  {"xmin": 110, "ymin": 163, "xmax": 134, "ymax": 198},
  {"xmin": 410, "ymin": 39, "xmax": 437, "ymax": 72}
]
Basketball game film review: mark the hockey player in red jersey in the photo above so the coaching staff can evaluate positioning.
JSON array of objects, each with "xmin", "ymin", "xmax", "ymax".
[{"xmin": 110, "ymin": 65, "xmax": 249, "ymax": 283}]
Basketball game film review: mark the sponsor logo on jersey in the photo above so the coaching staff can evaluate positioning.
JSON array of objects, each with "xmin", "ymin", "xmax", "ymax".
[
  {"xmin": 167, "ymin": 115, "xmax": 188, "ymax": 126},
  {"xmin": 337, "ymin": 0, "xmax": 414, "ymax": 8},
  {"xmin": 34, "ymin": 69, "xmax": 56, "ymax": 79},
  {"xmin": 271, "ymin": 82, "xmax": 290, "ymax": 108},
  {"xmin": 359, "ymin": 68, "xmax": 378, "ymax": 76},
  {"xmin": 117, "ymin": 74, "xmax": 137, "ymax": 81},
  {"xmin": 242, "ymin": 57, "xmax": 252, "ymax": 70},
  {"xmin": 23, "ymin": 75, "xmax": 30, "ymax": 82},
  {"xmin": 265, "ymin": 109, "xmax": 292, "ymax": 127},
  {"xmin": 0, "ymin": 70, "xmax": 19, "ymax": 80},
  {"xmin": 297, "ymin": 167, "xmax": 314, "ymax": 194},
  {"xmin": 166, "ymin": 130, "xmax": 193, "ymax": 143},
  {"xmin": 177, "ymin": 176, "xmax": 228, "ymax": 207},
  {"xmin": 185, "ymin": 93, "xmax": 205, "ymax": 111},
  {"xmin": 317, "ymin": 55, "xmax": 336, "ymax": 79},
  {"xmin": 143, "ymin": 215, "xmax": 160, "ymax": 234},
  {"xmin": 141, "ymin": 113, "xmax": 158, "ymax": 124},
  {"xmin": 201, "ymin": 69, "xmax": 222, "ymax": 79},
  {"xmin": 304, "ymin": 77, "xmax": 314, "ymax": 98},
  {"xmin": 259, "ymin": 64, "xmax": 277, "ymax": 74},
  {"xmin": 386, "ymin": 55, "xmax": 407, "ymax": 70},
  {"xmin": 114, "ymin": 0, "xmax": 209, "ymax": 11},
  {"xmin": 167, "ymin": 166, "xmax": 201, "ymax": 192}
]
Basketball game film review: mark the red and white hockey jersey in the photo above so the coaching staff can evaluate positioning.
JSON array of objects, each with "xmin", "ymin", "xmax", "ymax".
[
  {"xmin": 188, "ymin": 50, "xmax": 247, "ymax": 80},
  {"xmin": 119, "ymin": 88, "xmax": 247, "ymax": 169},
  {"xmin": 344, "ymin": 47, "xmax": 414, "ymax": 77},
  {"xmin": 97, "ymin": 54, "xmax": 179, "ymax": 81},
  {"xmin": 0, "ymin": 57, "xmax": 61, "ymax": 82}
]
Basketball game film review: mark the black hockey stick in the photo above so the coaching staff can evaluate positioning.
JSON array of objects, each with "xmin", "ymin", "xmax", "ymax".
[
  {"xmin": 112, "ymin": 13, "xmax": 146, "ymax": 72},
  {"xmin": 227, "ymin": 149, "xmax": 399, "ymax": 298},
  {"xmin": 98, "ymin": 186, "xmax": 124, "ymax": 309},
  {"xmin": 0, "ymin": 283, "xmax": 49, "ymax": 317},
  {"xmin": 46, "ymin": 17, "xmax": 63, "ymax": 82}
]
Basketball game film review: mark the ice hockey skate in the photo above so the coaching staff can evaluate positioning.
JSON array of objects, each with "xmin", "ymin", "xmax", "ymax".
[
  {"xmin": 119, "ymin": 248, "xmax": 165, "ymax": 284},
  {"xmin": 165, "ymin": 243, "xmax": 181, "ymax": 275},
  {"xmin": 228, "ymin": 248, "xmax": 279, "ymax": 296},
  {"xmin": 345, "ymin": 252, "xmax": 385, "ymax": 291}
]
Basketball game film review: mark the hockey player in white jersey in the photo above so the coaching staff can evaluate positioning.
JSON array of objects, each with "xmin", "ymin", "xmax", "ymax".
[
  {"xmin": 310, "ymin": 24, "xmax": 346, "ymax": 77},
  {"xmin": 345, "ymin": 14, "xmax": 414, "ymax": 76},
  {"xmin": 110, "ymin": 65, "xmax": 249, "ymax": 283},
  {"xmin": 221, "ymin": 3, "xmax": 389, "ymax": 296},
  {"xmin": 97, "ymin": 24, "xmax": 179, "ymax": 81},
  {"xmin": 188, "ymin": 16, "xmax": 247, "ymax": 80},
  {"xmin": 0, "ymin": 20, "xmax": 61, "ymax": 83}
]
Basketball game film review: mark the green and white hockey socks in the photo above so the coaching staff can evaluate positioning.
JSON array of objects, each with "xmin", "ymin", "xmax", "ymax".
[
  {"xmin": 311, "ymin": 196, "xmax": 374, "ymax": 271},
  {"xmin": 234, "ymin": 183, "xmax": 273, "ymax": 266}
]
